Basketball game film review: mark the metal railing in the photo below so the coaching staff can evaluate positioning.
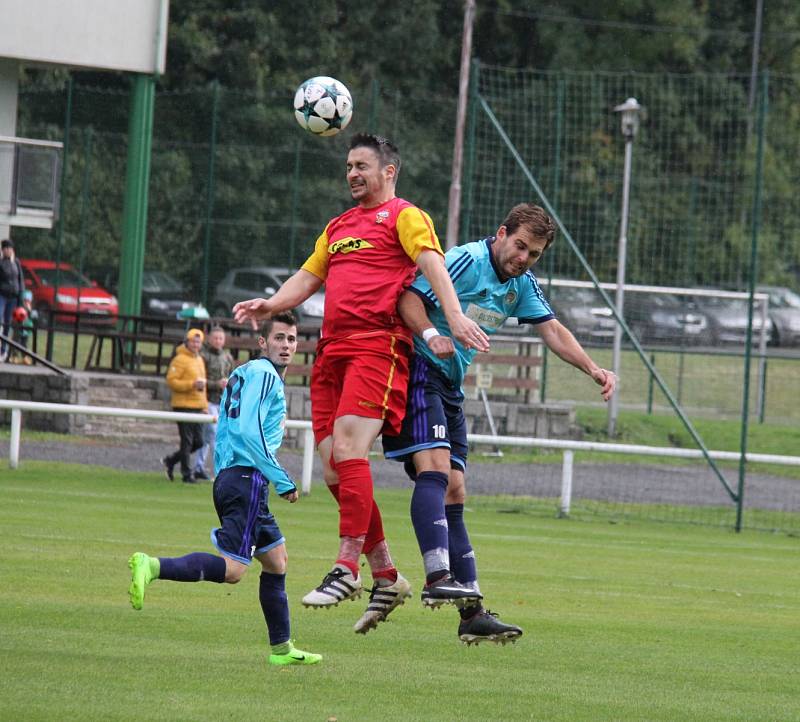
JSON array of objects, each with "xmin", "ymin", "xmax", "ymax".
[{"xmin": 3, "ymin": 400, "xmax": 799, "ymax": 513}]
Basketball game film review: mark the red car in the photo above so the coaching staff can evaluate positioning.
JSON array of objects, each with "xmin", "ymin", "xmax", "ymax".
[{"xmin": 21, "ymin": 259, "xmax": 118, "ymax": 324}]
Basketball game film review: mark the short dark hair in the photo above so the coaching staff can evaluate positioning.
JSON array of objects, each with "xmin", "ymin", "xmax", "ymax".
[
  {"xmin": 349, "ymin": 133, "xmax": 401, "ymax": 177},
  {"xmin": 260, "ymin": 310, "xmax": 298, "ymax": 338},
  {"xmin": 501, "ymin": 204, "xmax": 556, "ymax": 250}
]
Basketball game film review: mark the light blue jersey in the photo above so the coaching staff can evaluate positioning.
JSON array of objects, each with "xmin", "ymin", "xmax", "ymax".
[
  {"xmin": 411, "ymin": 237, "xmax": 554, "ymax": 387},
  {"xmin": 214, "ymin": 357, "xmax": 296, "ymax": 496}
]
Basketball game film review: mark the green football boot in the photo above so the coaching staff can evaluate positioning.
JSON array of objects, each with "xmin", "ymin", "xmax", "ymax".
[
  {"xmin": 268, "ymin": 642, "xmax": 322, "ymax": 666},
  {"xmin": 128, "ymin": 552, "xmax": 159, "ymax": 610}
]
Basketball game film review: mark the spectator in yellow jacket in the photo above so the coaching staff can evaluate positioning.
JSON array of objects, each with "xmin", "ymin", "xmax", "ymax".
[{"xmin": 163, "ymin": 328, "xmax": 208, "ymax": 483}]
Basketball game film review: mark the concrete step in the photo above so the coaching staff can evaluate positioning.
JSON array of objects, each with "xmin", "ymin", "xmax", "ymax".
[
  {"xmin": 88, "ymin": 387, "xmax": 160, "ymax": 403},
  {"xmin": 86, "ymin": 400, "xmax": 170, "ymax": 414},
  {"xmin": 82, "ymin": 418, "xmax": 178, "ymax": 440}
]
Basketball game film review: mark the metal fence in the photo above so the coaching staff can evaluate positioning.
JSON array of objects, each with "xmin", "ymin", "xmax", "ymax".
[{"xmin": 10, "ymin": 68, "xmax": 800, "ymax": 426}]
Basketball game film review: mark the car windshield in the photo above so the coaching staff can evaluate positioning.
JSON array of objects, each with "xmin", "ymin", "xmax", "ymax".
[
  {"xmin": 143, "ymin": 271, "xmax": 183, "ymax": 291},
  {"xmin": 637, "ymin": 293, "xmax": 681, "ymax": 308},
  {"xmin": 553, "ymin": 287, "xmax": 606, "ymax": 305},
  {"xmin": 696, "ymin": 296, "xmax": 747, "ymax": 311},
  {"xmin": 768, "ymin": 288, "xmax": 800, "ymax": 309},
  {"xmin": 34, "ymin": 267, "xmax": 93, "ymax": 287}
]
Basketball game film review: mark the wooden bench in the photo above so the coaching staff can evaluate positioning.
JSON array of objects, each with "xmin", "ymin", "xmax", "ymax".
[{"xmin": 84, "ymin": 325, "xmax": 542, "ymax": 402}]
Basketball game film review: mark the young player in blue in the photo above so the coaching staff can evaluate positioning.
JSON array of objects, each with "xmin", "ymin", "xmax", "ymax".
[
  {"xmin": 128, "ymin": 312, "xmax": 322, "ymax": 666},
  {"xmin": 384, "ymin": 203, "xmax": 617, "ymax": 644}
]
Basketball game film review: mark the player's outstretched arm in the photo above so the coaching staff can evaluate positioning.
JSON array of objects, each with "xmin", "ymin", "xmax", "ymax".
[
  {"xmin": 233, "ymin": 269, "xmax": 323, "ymax": 326},
  {"xmin": 416, "ymin": 250, "xmax": 490, "ymax": 353},
  {"xmin": 397, "ymin": 290, "xmax": 456, "ymax": 359},
  {"xmin": 537, "ymin": 319, "xmax": 617, "ymax": 401}
]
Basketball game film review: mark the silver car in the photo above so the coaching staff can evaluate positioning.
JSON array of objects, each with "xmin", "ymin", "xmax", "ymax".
[
  {"xmin": 548, "ymin": 285, "xmax": 616, "ymax": 344},
  {"xmin": 687, "ymin": 295, "xmax": 772, "ymax": 346},
  {"xmin": 212, "ymin": 266, "xmax": 325, "ymax": 325},
  {"xmin": 757, "ymin": 285, "xmax": 800, "ymax": 347}
]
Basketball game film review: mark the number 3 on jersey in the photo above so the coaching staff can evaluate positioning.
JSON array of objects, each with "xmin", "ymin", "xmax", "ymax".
[{"xmin": 223, "ymin": 375, "xmax": 243, "ymax": 419}]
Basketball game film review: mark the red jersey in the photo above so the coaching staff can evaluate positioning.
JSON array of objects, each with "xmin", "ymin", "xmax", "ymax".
[{"xmin": 302, "ymin": 196, "xmax": 443, "ymax": 340}]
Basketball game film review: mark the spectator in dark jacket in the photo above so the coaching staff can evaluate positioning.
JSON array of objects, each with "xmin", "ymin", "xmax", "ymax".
[
  {"xmin": 0, "ymin": 239, "xmax": 24, "ymax": 362},
  {"xmin": 194, "ymin": 325, "xmax": 234, "ymax": 479}
]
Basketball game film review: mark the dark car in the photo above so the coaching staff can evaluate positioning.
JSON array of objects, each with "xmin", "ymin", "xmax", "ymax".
[
  {"xmin": 756, "ymin": 285, "xmax": 800, "ymax": 347},
  {"xmin": 624, "ymin": 292, "xmax": 710, "ymax": 346},
  {"xmin": 547, "ymin": 285, "xmax": 616, "ymax": 344},
  {"xmin": 212, "ymin": 266, "xmax": 325, "ymax": 325},
  {"xmin": 687, "ymin": 294, "xmax": 772, "ymax": 346},
  {"xmin": 141, "ymin": 270, "xmax": 209, "ymax": 320}
]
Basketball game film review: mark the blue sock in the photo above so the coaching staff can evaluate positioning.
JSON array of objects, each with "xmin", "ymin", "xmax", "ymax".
[
  {"xmin": 158, "ymin": 553, "xmax": 226, "ymax": 583},
  {"xmin": 260, "ymin": 572, "xmax": 291, "ymax": 646},
  {"xmin": 410, "ymin": 471, "xmax": 450, "ymax": 582},
  {"xmin": 445, "ymin": 504, "xmax": 478, "ymax": 589}
]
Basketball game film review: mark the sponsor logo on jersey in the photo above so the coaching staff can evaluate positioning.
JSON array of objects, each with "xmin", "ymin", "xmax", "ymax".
[
  {"xmin": 328, "ymin": 237, "xmax": 375, "ymax": 255},
  {"xmin": 358, "ymin": 399, "xmax": 379, "ymax": 410},
  {"xmin": 465, "ymin": 303, "xmax": 505, "ymax": 330},
  {"xmin": 375, "ymin": 210, "xmax": 390, "ymax": 224}
]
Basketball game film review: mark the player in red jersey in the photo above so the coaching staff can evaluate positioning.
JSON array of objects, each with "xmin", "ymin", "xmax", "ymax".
[{"xmin": 234, "ymin": 133, "xmax": 489, "ymax": 634}]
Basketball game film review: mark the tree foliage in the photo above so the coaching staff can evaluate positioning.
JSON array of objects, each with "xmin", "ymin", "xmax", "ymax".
[{"xmin": 12, "ymin": 0, "xmax": 800, "ymax": 297}]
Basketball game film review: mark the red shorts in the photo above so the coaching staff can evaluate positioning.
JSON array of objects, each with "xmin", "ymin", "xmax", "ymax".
[{"xmin": 310, "ymin": 332, "xmax": 411, "ymax": 445}]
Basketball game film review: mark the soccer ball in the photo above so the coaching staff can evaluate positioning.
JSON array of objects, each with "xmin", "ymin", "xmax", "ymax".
[
  {"xmin": 12, "ymin": 306, "xmax": 28, "ymax": 323},
  {"xmin": 293, "ymin": 76, "xmax": 353, "ymax": 137}
]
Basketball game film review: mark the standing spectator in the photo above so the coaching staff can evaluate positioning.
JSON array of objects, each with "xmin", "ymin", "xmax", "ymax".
[
  {"xmin": 162, "ymin": 328, "xmax": 208, "ymax": 484},
  {"xmin": 194, "ymin": 325, "xmax": 234, "ymax": 480},
  {"xmin": 0, "ymin": 239, "xmax": 24, "ymax": 362}
]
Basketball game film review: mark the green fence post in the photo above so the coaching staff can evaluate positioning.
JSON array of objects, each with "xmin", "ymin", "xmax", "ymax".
[
  {"xmin": 647, "ymin": 352, "xmax": 655, "ymax": 414},
  {"xmin": 288, "ymin": 137, "xmax": 302, "ymax": 269},
  {"xmin": 460, "ymin": 59, "xmax": 479, "ymax": 245},
  {"xmin": 201, "ymin": 80, "xmax": 219, "ymax": 308},
  {"xmin": 758, "ymin": 358, "xmax": 768, "ymax": 424},
  {"xmin": 540, "ymin": 75, "xmax": 565, "ymax": 404},
  {"xmin": 48, "ymin": 75, "xmax": 73, "ymax": 361},
  {"xmin": 736, "ymin": 71, "xmax": 768, "ymax": 533},
  {"xmin": 75, "ymin": 125, "xmax": 94, "ymax": 366},
  {"xmin": 118, "ymin": 74, "xmax": 156, "ymax": 324},
  {"xmin": 77, "ymin": 126, "xmax": 93, "ymax": 281}
]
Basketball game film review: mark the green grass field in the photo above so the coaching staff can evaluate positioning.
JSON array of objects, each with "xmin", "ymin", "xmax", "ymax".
[{"xmin": 2, "ymin": 462, "xmax": 798, "ymax": 721}]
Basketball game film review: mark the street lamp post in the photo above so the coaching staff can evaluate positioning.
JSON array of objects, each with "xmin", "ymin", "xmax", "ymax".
[{"xmin": 608, "ymin": 97, "xmax": 643, "ymax": 437}]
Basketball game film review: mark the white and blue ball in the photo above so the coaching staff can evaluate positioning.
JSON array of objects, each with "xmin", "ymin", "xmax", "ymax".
[{"xmin": 293, "ymin": 76, "xmax": 353, "ymax": 136}]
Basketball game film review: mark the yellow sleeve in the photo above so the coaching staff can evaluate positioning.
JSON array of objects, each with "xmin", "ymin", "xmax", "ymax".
[
  {"xmin": 396, "ymin": 206, "xmax": 444, "ymax": 262},
  {"xmin": 300, "ymin": 229, "xmax": 330, "ymax": 280},
  {"xmin": 166, "ymin": 354, "xmax": 193, "ymax": 392}
]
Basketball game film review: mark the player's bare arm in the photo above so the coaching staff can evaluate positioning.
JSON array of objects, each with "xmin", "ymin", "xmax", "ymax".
[
  {"xmin": 233, "ymin": 270, "xmax": 323, "ymax": 326},
  {"xmin": 537, "ymin": 318, "xmax": 617, "ymax": 401},
  {"xmin": 397, "ymin": 290, "xmax": 456, "ymax": 359},
  {"xmin": 416, "ymin": 249, "xmax": 490, "ymax": 353}
]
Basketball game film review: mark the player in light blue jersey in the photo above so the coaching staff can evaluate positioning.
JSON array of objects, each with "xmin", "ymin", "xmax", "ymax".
[
  {"xmin": 128, "ymin": 311, "xmax": 322, "ymax": 666},
  {"xmin": 384, "ymin": 203, "xmax": 616, "ymax": 645}
]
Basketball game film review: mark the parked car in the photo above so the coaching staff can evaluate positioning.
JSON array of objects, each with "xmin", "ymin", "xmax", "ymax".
[
  {"xmin": 212, "ymin": 266, "xmax": 325, "ymax": 324},
  {"xmin": 20, "ymin": 259, "xmax": 118, "ymax": 324},
  {"xmin": 141, "ymin": 270, "xmax": 209, "ymax": 320},
  {"xmin": 687, "ymin": 294, "xmax": 772, "ymax": 346},
  {"xmin": 548, "ymin": 285, "xmax": 615, "ymax": 344},
  {"xmin": 624, "ymin": 292, "xmax": 710, "ymax": 345},
  {"xmin": 756, "ymin": 285, "xmax": 800, "ymax": 347}
]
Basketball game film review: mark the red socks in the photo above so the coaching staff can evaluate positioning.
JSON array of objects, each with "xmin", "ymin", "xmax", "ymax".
[{"xmin": 333, "ymin": 458, "xmax": 373, "ymax": 540}]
